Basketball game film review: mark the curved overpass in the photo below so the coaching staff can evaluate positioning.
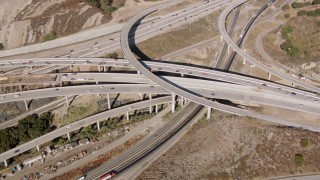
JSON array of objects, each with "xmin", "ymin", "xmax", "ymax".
[
  {"xmin": 119, "ymin": 2, "xmax": 320, "ymax": 122},
  {"xmin": 218, "ymin": 0, "xmax": 320, "ymax": 93}
]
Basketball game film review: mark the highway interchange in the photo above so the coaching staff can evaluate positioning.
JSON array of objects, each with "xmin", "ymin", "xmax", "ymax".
[{"xmin": 0, "ymin": 0, "xmax": 319, "ymax": 179}]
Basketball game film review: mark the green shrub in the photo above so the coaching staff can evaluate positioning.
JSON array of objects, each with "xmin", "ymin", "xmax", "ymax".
[
  {"xmin": 295, "ymin": 154, "xmax": 304, "ymax": 166},
  {"xmin": 292, "ymin": 2, "xmax": 311, "ymax": 8},
  {"xmin": 313, "ymin": 0, "xmax": 320, "ymax": 5},
  {"xmin": 297, "ymin": 9, "xmax": 320, "ymax": 17},
  {"xmin": 42, "ymin": 31, "xmax": 57, "ymax": 42},
  {"xmin": 317, "ymin": 20, "xmax": 320, "ymax": 27},
  {"xmin": 281, "ymin": 25, "xmax": 293, "ymax": 39},
  {"xmin": 300, "ymin": 139, "xmax": 309, "ymax": 147},
  {"xmin": 284, "ymin": 13, "xmax": 290, "ymax": 18},
  {"xmin": 0, "ymin": 43, "xmax": 4, "ymax": 50},
  {"xmin": 280, "ymin": 40, "xmax": 299, "ymax": 57},
  {"xmin": 282, "ymin": 3, "xmax": 290, "ymax": 10}
]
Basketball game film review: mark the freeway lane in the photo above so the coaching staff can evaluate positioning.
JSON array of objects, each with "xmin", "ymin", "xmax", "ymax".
[
  {"xmin": 1, "ymin": 58, "xmax": 318, "ymax": 101},
  {"xmin": 0, "ymin": 96, "xmax": 171, "ymax": 164},
  {"xmin": 85, "ymin": 103, "xmax": 203, "ymax": 180},
  {"xmin": 218, "ymin": 0, "xmax": 320, "ymax": 93},
  {"xmin": 1, "ymin": 75, "xmax": 319, "ymax": 115},
  {"xmin": 67, "ymin": 0, "xmax": 229, "ymax": 58}
]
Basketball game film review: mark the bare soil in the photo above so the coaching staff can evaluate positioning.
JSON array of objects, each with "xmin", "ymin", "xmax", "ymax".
[{"xmin": 138, "ymin": 111, "xmax": 320, "ymax": 179}]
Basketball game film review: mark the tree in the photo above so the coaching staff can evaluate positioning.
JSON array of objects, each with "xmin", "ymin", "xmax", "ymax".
[
  {"xmin": 284, "ymin": 13, "xmax": 290, "ymax": 18},
  {"xmin": 295, "ymin": 154, "xmax": 304, "ymax": 166},
  {"xmin": 300, "ymin": 139, "xmax": 309, "ymax": 147}
]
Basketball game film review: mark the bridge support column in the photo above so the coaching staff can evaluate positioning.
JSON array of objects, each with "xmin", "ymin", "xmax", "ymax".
[
  {"xmin": 137, "ymin": 70, "xmax": 140, "ymax": 74},
  {"xmin": 69, "ymin": 65, "xmax": 72, "ymax": 69},
  {"xmin": 96, "ymin": 81, "xmax": 99, "ymax": 84},
  {"xmin": 292, "ymin": 83, "xmax": 295, "ymax": 87},
  {"xmin": 126, "ymin": 112, "xmax": 129, "ymax": 121},
  {"xmin": 149, "ymin": 94, "xmax": 152, "ymax": 113},
  {"xmin": 36, "ymin": 145, "xmax": 40, "ymax": 151},
  {"xmin": 207, "ymin": 106, "xmax": 211, "ymax": 120},
  {"xmin": 171, "ymin": 93, "xmax": 175, "ymax": 113},
  {"xmin": 139, "ymin": 93, "xmax": 143, "ymax": 101},
  {"xmin": 24, "ymin": 100, "xmax": 29, "ymax": 111},
  {"xmin": 67, "ymin": 132, "xmax": 71, "ymax": 141},
  {"xmin": 155, "ymin": 104, "xmax": 158, "ymax": 114},
  {"xmin": 107, "ymin": 93, "xmax": 111, "ymax": 109},
  {"xmin": 98, "ymin": 66, "xmax": 101, "ymax": 72},
  {"xmin": 3, "ymin": 160, "xmax": 7, "ymax": 167},
  {"xmin": 227, "ymin": 45, "xmax": 230, "ymax": 54},
  {"xmin": 243, "ymin": 58, "xmax": 246, "ymax": 65},
  {"xmin": 97, "ymin": 121, "xmax": 100, "ymax": 131},
  {"xmin": 220, "ymin": 35, "xmax": 223, "ymax": 41},
  {"xmin": 268, "ymin": 73, "xmax": 272, "ymax": 80},
  {"xmin": 104, "ymin": 66, "xmax": 106, "ymax": 72},
  {"xmin": 65, "ymin": 96, "xmax": 69, "ymax": 107},
  {"xmin": 181, "ymin": 73, "xmax": 184, "ymax": 77}
]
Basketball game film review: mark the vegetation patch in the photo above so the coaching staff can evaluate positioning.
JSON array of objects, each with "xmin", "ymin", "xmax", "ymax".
[
  {"xmin": 0, "ymin": 43, "xmax": 4, "ymax": 50},
  {"xmin": 300, "ymin": 139, "xmax": 309, "ymax": 147},
  {"xmin": 295, "ymin": 154, "xmax": 304, "ymax": 166},
  {"xmin": 284, "ymin": 13, "xmax": 290, "ymax": 18},
  {"xmin": 0, "ymin": 113, "xmax": 54, "ymax": 154},
  {"xmin": 42, "ymin": 31, "xmax": 57, "ymax": 42},
  {"xmin": 297, "ymin": 9, "xmax": 320, "ymax": 17},
  {"xmin": 81, "ymin": 0, "xmax": 126, "ymax": 15},
  {"xmin": 280, "ymin": 25, "xmax": 299, "ymax": 57}
]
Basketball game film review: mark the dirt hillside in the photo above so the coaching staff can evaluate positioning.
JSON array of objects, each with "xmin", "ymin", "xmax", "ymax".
[{"xmin": 138, "ymin": 112, "xmax": 320, "ymax": 179}]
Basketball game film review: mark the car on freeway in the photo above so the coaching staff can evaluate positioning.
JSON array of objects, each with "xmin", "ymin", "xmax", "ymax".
[
  {"xmin": 0, "ymin": 96, "xmax": 5, "ymax": 99},
  {"xmin": 98, "ymin": 170, "xmax": 117, "ymax": 180},
  {"xmin": 67, "ymin": 125, "xmax": 72, "ymax": 129},
  {"xmin": 14, "ymin": 149, "xmax": 20, "ymax": 153},
  {"xmin": 55, "ymin": 88, "xmax": 59, "ymax": 91},
  {"xmin": 211, "ymin": 93, "xmax": 215, "ymax": 96},
  {"xmin": 129, "ymin": 106, "xmax": 133, "ymax": 110},
  {"xmin": 110, "ymin": 87, "xmax": 115, "ymax": 90},
  {"xmin": 14, "ymin": 94, "xmax": 20, "ymax": 98}
]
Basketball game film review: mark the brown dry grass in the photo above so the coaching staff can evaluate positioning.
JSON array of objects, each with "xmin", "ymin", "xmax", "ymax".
[
  {"xmin": 138, "ymin": 111, "xmax": 320, "ymax": 179},
  {"xmin": 136, "ymin": 10, "xmax": 222, "ymax": 59}
]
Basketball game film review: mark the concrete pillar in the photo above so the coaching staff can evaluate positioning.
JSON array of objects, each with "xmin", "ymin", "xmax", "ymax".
[
  {"xmin": 3, "ymin": 160, "xmax": 7, "ymax": 167},
  {"xmin": 65, "ymin": 96, "xmax": 69, "ymax": 107},
  {"xmin": 227, "ymin": 45, "xmax": 230, "ymax": 54},
  {"xmin": 268, "ymin": 73, "xmax": 272, "ymax": 80},
  {"xmin": 171, "ymin": 93, "xmax": 175, "ymax": 113},
  {"xmin": 292, "ymin": 83, "xmax": 295, "ymax": 87},
  {"xmin": 137, "ymin": 70, "xmax": 140, "ymax": 74},
  {"xmin": 107, "ymin": 93, "xmax": 111, "ymax": 109},
  {"xmin": 98, "ymin": 66, "xmax": 101, "ymax": 72},
  {"xmin": 126, "ymin": 112, "xmax": 129, "ymax": 121},
  {"xmin": 207, "ymin": 106, "xmax": 211, "ymax": 120},
  {"xmin": 149, "ymin": 93, "xmax": 152, "ymax": 114},
  {"xmin": 181, "ymin": 73, "xmax": 184, "ymax": 77},
  {"xmin": 96, "ymin": 81, "xmax": 99, "ymax": 84},
  {"xmin": 24, "ymin": 100, "xmax": 29, "ymax": 111},
  {"xmin": 104, "ymin": 66, "xmax": 106, "ymax": 72},
  {"xmin": 243, "ymin": 58, "xmax": 246, "ymax": 65},
  {"xmin": 220, "ymin": 35, "xmax": 223, "ymax": 41},
  {"xmin": 155, "ymin": 104, "xmax": 158, "ymax": 113},
  {"xmin": 97, "ymin": 121, "xmax": 100, "ymax": 131},
  {"xmin": 37, "ymin": 145, "xmax": 40, "ymax": 151},
  {"xmin": 139, "ymin": 93, "xmax": 143, "ymax": 101},
  {"xmin": 69, "ymin": 65, "xmax": 72, "ymax": 69},
  {"xmin": 67, "ymin": 132, "xmax": 71, "ymax": 141}
]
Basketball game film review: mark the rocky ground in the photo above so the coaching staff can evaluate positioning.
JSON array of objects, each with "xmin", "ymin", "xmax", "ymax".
[{"xmin": 138, "ymin": 111, "xmax": 320, "ymax": 179}]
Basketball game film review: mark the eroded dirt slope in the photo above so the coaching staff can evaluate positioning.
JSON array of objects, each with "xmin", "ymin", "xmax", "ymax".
[{"xmin": 139, "ymin": 112, "xmax": 320, "ymax": 179}]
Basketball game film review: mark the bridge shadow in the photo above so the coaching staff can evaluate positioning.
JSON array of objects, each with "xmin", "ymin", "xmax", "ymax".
[{"xmin": 128, "ymin": 17, "xmax": 153, "ymax": 60}]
